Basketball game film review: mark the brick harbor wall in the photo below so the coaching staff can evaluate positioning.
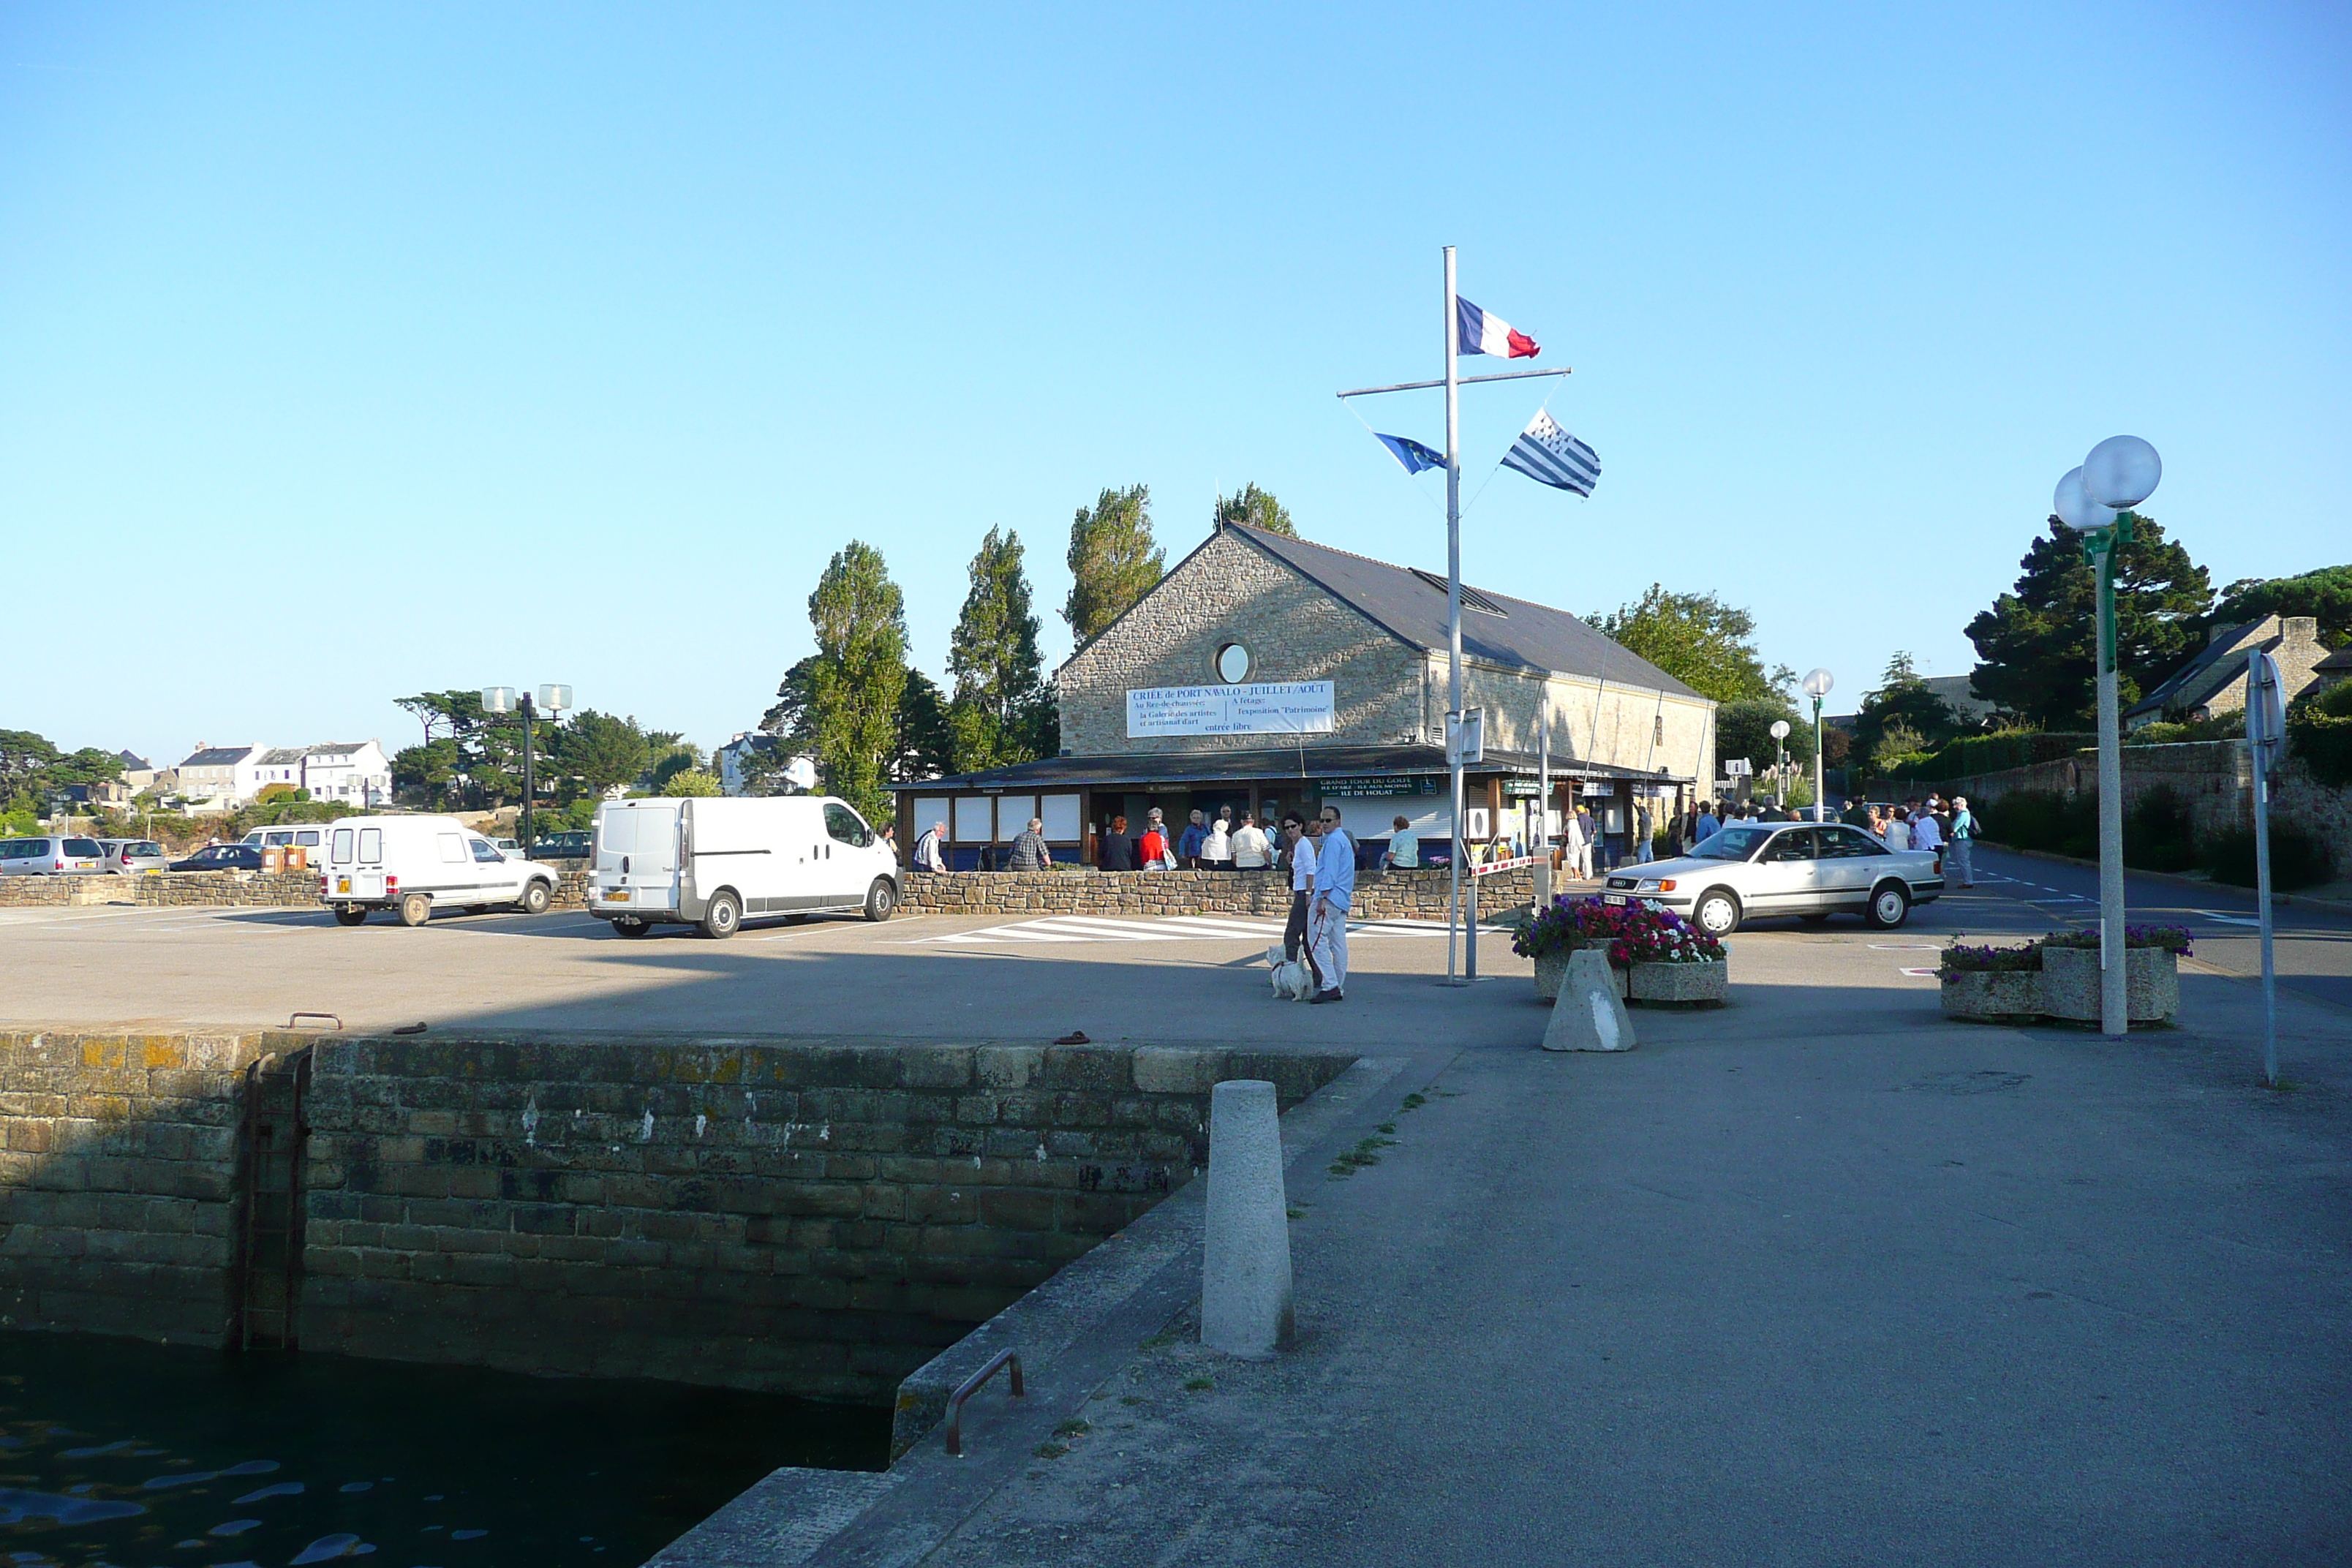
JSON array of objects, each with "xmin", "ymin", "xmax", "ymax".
[
  {"xmin": 0, "ymin": 1029, "xmax": 1351, "ymax": 1404},
  {"xmin": 0, "ymin": 1028, "xmax": 287, "ymax": 1343},
  {"xmin": 904, "ymin": 865, "xmax": 1536, "ymax": 921}
]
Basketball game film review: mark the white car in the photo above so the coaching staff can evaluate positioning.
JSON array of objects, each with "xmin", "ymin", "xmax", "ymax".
[
  {"xmin": 590, "ymin": 795, "xmax": 900, "ymax": 938},
  {"xmin": 1603, "ymin": 822, "xmax": 1942, "ymax": 936},
  {"xmin": 318, "ymin": 814, "xmax": 563, "ymax": 927}
]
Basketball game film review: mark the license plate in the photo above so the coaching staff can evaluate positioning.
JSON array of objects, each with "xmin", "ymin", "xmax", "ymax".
[
  {"xmin": 337, "ymin": 878, "xmax": 351, "ymax": 894},
  {"xmin": 607, "ymin": 890, "xmax": 629, "ymax": 902},
  {"xmin": 1602, "ymin": 892, "xmax": 1628, "ymax": 905}
]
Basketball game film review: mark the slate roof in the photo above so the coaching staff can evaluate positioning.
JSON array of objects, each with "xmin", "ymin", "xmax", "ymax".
[
  {"xmin": 888, "ymin": 743, "xmax": 1693, "ymax": 792},
  {"xmin": 180, "ymin": 746, "xmax": 255, "ymax": 769},
  {"xmin": 115, "ymin": 750, "xmax": 149, "ymax": 769},
  {"xmin": 256, "ymin": 747, "xmax": 310, "ymax": 766},
  {"xmin": 2315, "ymin": 645, "xmax": 2352, "ymax": 673},
  {"xmin": 1204, "ymin": 524, "xmax": 1704, "ymax": 700},
  {"xmin": 2125, "ymin": 621, "xmax": 2264, "ymax": 720}
]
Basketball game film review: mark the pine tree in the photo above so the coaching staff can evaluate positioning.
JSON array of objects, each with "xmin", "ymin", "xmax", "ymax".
[
  {"xmin": 948, "ymin": 528, "xmax": 1050, "ymax": 774},
  {"xmin": 804, "ymin": 541, "xmax": 910, "ymax": 821},
  {"xmin": 890, "ymin": 671, "xmax": 956, "ymax": 782},
  {"xmin": 1063, "ymin": 484, "xmax": 1164, "ymax": 641},
  {"xmin": 1213, "ymin": 483, "xmax": 1297, "ymax": 538},
  {"xmin": 1965, "ymin": 515, "xmax": 2212, "ymax": 728}
]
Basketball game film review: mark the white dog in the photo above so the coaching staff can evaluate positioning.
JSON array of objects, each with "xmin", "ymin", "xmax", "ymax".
[{"xmin": 1267, "ymin": 943, "xmax": 1316, "ymax": 1002}]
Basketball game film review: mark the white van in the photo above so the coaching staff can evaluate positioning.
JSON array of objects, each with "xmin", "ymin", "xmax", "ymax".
[
  {"xmin": 319, "ymin": 814, "xmax": 563, "ymax": 927},
  {"xmin": 589, "ymin": 795, "xmax": 898, "ymax": 938}
]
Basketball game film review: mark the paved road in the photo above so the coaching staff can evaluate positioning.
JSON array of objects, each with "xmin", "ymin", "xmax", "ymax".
[{"xmin": 909, "ymin": 915, "xmax": 2352, "ymax": 1567}]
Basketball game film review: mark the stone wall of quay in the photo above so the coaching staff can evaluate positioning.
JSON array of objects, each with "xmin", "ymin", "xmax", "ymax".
[
  {"xmin": 0, "ymin": 1029, "xmax": 286, "ymax": 1343},
  {"xmin": 0, "ymin": 868, "xmax": 592, "ymax": 911},
  {"xmin": 0, "ymin": 1029, "xmax": 1350, "ymax": 1405},
  {"xmin": 903, "ymin": 866, "xmax": 1537, "ymax": 921}
]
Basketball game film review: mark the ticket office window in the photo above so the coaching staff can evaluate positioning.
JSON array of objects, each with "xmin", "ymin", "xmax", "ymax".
[
  {"xmin": 952, "ymin": 796, "xmax": 992, "ymax": 843},
  {"xmin": 1040, "ymin": 793, "xmax": 1081, "ymax": 842}
]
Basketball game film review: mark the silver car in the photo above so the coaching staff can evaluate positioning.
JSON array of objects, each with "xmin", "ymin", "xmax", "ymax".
[
  {"xmin": 99, "ymin": 838, "xmax": 170, "ymax": 875},
  {"xmin": 0, "ymin": 834, "xmax": 107, "ymax": 875},
  {"xmin": 1603, "ymin": 822, "xmax": 1942, "ymax": 936}
]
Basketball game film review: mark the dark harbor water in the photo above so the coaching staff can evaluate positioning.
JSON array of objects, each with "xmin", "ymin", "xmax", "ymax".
[{"xmin": 0, "ymin": 1334, "xmax": 890, "ymax": 1568}]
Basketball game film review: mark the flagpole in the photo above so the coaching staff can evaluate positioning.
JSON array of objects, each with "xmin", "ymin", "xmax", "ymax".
[{"xmin": 1444, "ymin": 245, "xmax": 1467, "ymax": 987}]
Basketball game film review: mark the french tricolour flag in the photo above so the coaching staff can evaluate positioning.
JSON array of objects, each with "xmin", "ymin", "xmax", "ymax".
[{"xmin": 1455, "ymin": 297, "xmax": 1539, "ymax": 359}]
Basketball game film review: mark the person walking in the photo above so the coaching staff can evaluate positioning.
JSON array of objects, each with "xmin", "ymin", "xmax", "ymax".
[
  {"xmin": 1947, "ymin": 794, "xmax": 1978, "ymax": 887},
  {"xmin": 913, "ymin": 819, "xmax": 948, "ymax": 872},
  {"xmin": 1695, "ymin": 802, "xmax": 1721, "ymax": 844},
  {"xmin": 1006, "ymin": 815, "xmax": 1052, "ymax": 871},
  {"xmin": 1139, "ymin": 809, "xmax": 1172, "ymax": 870},
  {"xmin": 1382, "ymin": 814, "xmax": 1420, "ymax": 870},
  {"xmin": 1201, "ymin": 813, "xmax": 1232, "ymax": 870},
  {"xmin": 1098, "ymin": 815, "xmax": 1137, "ymax": 872},
  {"xmin": 1177, "ymin": 809, "xmax": 1207, "ymax": 869},
  {"xmin": 1279, "ymin": 813, "xmax": 1322, "ymax": 991},
  {"xmin": 1232, "ymin": 813, "xmax": 1271, "ymax": 870},
  {"xmin": 1562, "ymin": 805, "xmax": 1591, "ymax": 880},
  {"xmin": 1635, "ymin": 803, "xmax": 1654, "ymax": 862},
  {"xmin": 1309, "ymin": 804, "xmax": 1354, "ymax": 1003},
  {"xmin": 1910, "ymin": 799, "xmax": 1944, "ymax": 866}
]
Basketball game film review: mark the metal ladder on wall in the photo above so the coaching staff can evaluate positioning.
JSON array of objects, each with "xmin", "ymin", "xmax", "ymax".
[{"xmin": 232, "ymin": 1047, "xmax": 313, "ymax": 1352}]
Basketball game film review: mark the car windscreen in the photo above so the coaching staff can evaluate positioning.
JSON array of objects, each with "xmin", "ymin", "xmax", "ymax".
[{"xmin": 1689, "ymin": 826, "xmax": 1771, "ymax": 862}]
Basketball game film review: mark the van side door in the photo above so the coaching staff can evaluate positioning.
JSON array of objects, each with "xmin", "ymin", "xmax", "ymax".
[
  {"xmin": 469, "ymin": 836, "xmax": 521, "ymax": 900},
  {"xmin": 821, "ymin": 803, "xmax": 876, "ymax": 905}
]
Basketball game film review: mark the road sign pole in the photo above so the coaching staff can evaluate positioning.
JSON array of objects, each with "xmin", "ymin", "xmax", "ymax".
[{"xmin": 2249, "ymin": 647, "xmax": 2281, "ymax": 1086}]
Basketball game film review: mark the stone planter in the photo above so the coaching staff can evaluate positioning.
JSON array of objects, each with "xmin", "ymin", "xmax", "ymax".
[
  {"xmin": 2039, "ymin": 946, "xmax": 2180, "ymax": 1026},
  {"xmin": 1536, "ymin": 947, "xmax": 1624, "ymax": 1000},
  {"xmin": 1624, "ymin": 958, "xmax": 1727, "ymax": 1007},
  {"xmin": 1940, "ymin": 969, "xmax": 2043, "ymax": 1022}
]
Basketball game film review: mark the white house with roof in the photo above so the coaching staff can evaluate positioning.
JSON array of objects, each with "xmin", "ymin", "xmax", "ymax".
[
  {"xmin": 298, "ymin": 741, "xmax": 392, "ymax": 806},
  {"xmin": 175, "ymin": 745, "xmax": 265, "ymax": 810}
]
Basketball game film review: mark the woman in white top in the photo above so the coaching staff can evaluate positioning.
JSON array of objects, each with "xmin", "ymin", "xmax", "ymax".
[
  {"xmin": 1202, "ymin": 815, "xmax": 1233, "ymax": 869},
  {"xmin": 1231, "ymin": 815, "xmax": 1272, "ymax": 870},
  {"xmin": 1882, "ymin": 811, "xmax": 1911, "ymax": 851}
]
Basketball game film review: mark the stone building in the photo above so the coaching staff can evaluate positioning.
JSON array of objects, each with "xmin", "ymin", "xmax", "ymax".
[
  {"xmin": 2124, "ymin": 615, "xmax": 2329, "ymax": 730},
  {"xmin": 891, "ymin": 521, "xmax": 1715, "ymax": 870}
]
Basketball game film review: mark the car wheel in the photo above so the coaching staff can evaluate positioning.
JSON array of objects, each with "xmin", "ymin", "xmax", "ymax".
[
  {"xmin": 1692, "ymin": 887, "xmax": 1742, "ymax": 937},
  {"xmin": 1866, "ymin": 881, "xmax": 1912, "ymax": 929},
  {"xmin": 518, "ymin": 880, "xmax": 551, "ymax": 916},
  {"xmin": 333, "ymin": 906, "xmax": 369, "ymax": 927},
  {"xmin": 613, "ymin": 917, "xmax": 650, "ymax": 938},
  {"xmin": 864, "ymin": 878, "xmax": 897, "ymax": 923},
  {"xmin": 397, "ymin": 892, "xmax": 432, "ymax": 927},
  {"xmin": 701, "ymin": 890, "xmax": 742, "ymax": 940}
]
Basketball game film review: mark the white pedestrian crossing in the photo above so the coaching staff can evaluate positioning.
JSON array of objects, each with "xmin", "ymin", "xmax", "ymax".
[{"xmin": 920, "ymin": 913, "xmax": 1494, "ymax": 947}]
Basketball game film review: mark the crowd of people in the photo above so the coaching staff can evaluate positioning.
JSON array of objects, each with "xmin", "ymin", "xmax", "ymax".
[{"xmin": 1670, "ymin": 792, "xmax": 1978, "ymax": 887}]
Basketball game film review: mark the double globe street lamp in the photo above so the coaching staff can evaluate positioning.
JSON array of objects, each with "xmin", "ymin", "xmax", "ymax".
[
  {"xmin": 2050, "ymin": 435, "xmax": 2163, "ymax": 1039},
  {"xmin": 482, "ymin": 684, "xmax": 573, "ymax": 854}
]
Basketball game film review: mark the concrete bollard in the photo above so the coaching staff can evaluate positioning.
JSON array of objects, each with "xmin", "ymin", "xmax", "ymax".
[
  {"xmin": 1542, "ymin": 948, "xmax": 1638, "ymax": 1052},
  {"xmin": 1532, "ymin": 862, "xmax": 1553, "ymax": 909},
  {"xmin": 1201, "ymin": 1078, "xmax": 1294, "ymax": 1357}
]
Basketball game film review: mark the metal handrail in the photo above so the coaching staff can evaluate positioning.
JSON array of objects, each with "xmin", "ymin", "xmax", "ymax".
[{"xmin": 942, "ymin": 1349, "xmax": 1024, "ymax": 1457}]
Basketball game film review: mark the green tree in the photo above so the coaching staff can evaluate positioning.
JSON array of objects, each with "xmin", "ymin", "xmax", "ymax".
[
  {"xmin": 392, "ymin": 738, "xmax": 461, "ymax": 806},
  {"xmin": 1852, "ymin": 650, "xmax": 1960, "ymax": 760},
  {"xmin": 761, "ymin": 655, "xmax": 821, "ymax": 748},
  {"xmin": 1063, "ymin": 484, "xmax": 1163, "ymax": 641},
  {"xmin": 805, "ymin": 540, "xmax": 910, "ymax": 820},
  {"xmin": 641, "ymin": 734, "xmax": 701, "ymax": 794},
  {"xmin": 892, "ymin": 669, "xmax": 956, "ymax": 781},
  {"xmin": 1965, "ymin": 515, "xmax": 2212, "ymax": 728},
  {"xmin": 947, "ymin": 527, "xmax": 1052, "ymax": 772},
  {"xmin": 1587, "ymin": 587, "xmax": 1787, "ymax": 704},
  {"xmin": 1213, "ymin": 483, "xmax": 1297, "ymax": 538},
  {"xmin": 1714, "ymin": 697, "xmax": 1800, "ymax": 778},
  {"xmin": 658, "ymin": 768, "xmax": 723, "ymax": 797},
  {"xmin": 1872, "ymin": 720, "xmax": 1933, "ymax": 775},
  {"xmin": 557, "ymin": 710, "xmax": 651, "ymax": 799},
  {"xmin": 2211, "ymin": 565, "xmax": 2352, "ymax": 646}
]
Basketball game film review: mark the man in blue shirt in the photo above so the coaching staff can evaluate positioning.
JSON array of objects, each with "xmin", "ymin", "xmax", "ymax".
[
  {"xmin": 1696, "ymin": 803, "xmax": 1721, "ymax": 843},
  {"xmin": 1308, "ymin": 804, "xmax": 1355, "ymax": 1003},
  {"xmin": 1946, "ymin": 794, "xmax": 1977, "ymax": 887},
  {"xmin": 1177, "ymin": 809, "xmax": 1208, "ymax": 868}
]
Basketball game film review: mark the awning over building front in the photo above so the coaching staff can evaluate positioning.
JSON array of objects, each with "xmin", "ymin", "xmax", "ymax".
[{"xmin": 886, "ymin": 743, "xmax": 1693, "ymax": 793}]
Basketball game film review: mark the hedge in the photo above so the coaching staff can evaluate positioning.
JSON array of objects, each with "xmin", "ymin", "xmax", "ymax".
[
  {"xmin": 1931, "ymin": 731, "xmax": 2096, "ymax": 779},
  {"xmin": 2288, "ymin": 710, "xmax": 2352, "ymax": 790}
]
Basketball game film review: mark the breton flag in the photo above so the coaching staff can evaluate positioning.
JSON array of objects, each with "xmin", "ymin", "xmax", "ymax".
[
  {"xmin": 1374, "ymin": 433, "xmax": 1445, "ymax": 475},
  {"xmin": 1501, "ymin": 410, "xmax": 1600, "ymax": 497},
  {"xmin": 1455, "ymin": 297, "xmax": 1539, "ymax": 359}
]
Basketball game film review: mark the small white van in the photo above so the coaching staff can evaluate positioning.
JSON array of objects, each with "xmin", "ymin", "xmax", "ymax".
[
  {"xmin": 319, "ymin": 814, "xmax": 563, "ymax": 927},
  {"xmin": 589, "ymin": 796, "xmax": 898, "ymax": 938}
]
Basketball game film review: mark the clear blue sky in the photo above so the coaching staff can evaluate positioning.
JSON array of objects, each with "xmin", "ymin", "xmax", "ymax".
[{"xmin": 5, "ymin": 3, "xmax": 2346, "ymax": 765}]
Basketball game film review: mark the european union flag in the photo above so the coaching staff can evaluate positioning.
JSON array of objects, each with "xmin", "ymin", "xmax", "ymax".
[{"xmin": 1375, "ymin": 433, "xmax": 1445, "ymax": 475}]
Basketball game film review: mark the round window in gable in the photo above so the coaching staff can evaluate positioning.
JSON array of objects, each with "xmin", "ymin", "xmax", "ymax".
[{"xmin": 1215, "ymin": 642, "xmax": 1252, "ymax": 683}]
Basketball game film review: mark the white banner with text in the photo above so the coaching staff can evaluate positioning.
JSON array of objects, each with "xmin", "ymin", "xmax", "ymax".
[{"xmin": 1126, "ymin": 681, "xmax": 1335, "ymax": 739}]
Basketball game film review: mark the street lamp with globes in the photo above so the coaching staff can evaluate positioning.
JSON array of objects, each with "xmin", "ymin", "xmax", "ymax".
[
  {"xmin": 482, "ymin": 684, "xmax": 573, "ymax": 855},
  {"xmin": 1769, "ymin": 719, "xmax": 1792, "ymax": 807},
  {"xmin": 1801, "ymin": 668, "xmax": 1834, "ymax": 821},
  {"xmin": 2050, "ymin": 435, "xmax": 2161, "ymax": 1039}
]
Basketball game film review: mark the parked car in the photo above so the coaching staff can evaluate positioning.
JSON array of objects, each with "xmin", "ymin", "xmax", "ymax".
[
  {"xmin": 241, "ymin": 824, "xmax": 328, "ymax": 864},
  {"xmin": 98, "ymin": 838, "xmax": 169, "ymax": 875},
  {"xmin": 489, "ymin": 837, "xmax": 522, "ymax": 856},
  {"xmin": 318, "ymin": 814, "xmax": 562, "ymax": 927},
  {"xmin": 0, "ymin": 835, "xmax": 107, "ymax": 875},
  {"xmin": 172, "ymin": 844, "xmax": 266, "ymax": 872},
  {"xmin": 589, "ymin": 796, "xmax": 898, "ymax": 939},
  {"xmin": 529, "ymin": 830, "xmax": 592, "ymax": 860},
  {"xmin": 1602, "ymin": 822, "xmax": 1942, "ymax": 936}
]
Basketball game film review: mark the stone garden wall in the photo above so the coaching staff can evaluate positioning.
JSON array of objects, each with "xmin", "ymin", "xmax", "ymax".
[
  {"xmin": 0, "ymin": 868, "xmax": 593, "ymax": 910},
  {"xmin": 1940, "ymin": 740, "xmax": 2349, "ymax": 849},
  {"xmin": 903, "ymin": 866, "xmax": 1536, "ymax": 921}
]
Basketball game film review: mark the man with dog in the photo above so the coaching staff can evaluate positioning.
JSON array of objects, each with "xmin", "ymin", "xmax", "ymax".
[
  {"xmin": 1279, "ymin": 812, "xmax": 1322, "ymax": 993},
  {"xmin": 1309, "ymin": 804, "xmax": 1354, "ymax": 1003}
]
